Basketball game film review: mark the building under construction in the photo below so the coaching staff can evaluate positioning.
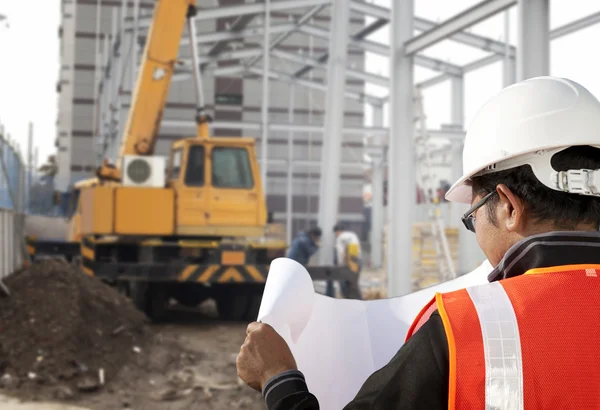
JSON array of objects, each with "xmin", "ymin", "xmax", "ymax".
[{"xmin": 56, "ymin": 0, "xmax": 368, "ymax": 241}]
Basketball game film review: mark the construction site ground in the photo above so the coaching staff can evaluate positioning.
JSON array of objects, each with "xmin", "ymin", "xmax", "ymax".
[
  {"xmin": 0, "ymin": 260, "xmax": 266, "ymax": 410},
  {"xmin": 6, "ymin": 215, "xmax": 452, "ymax": 410}
]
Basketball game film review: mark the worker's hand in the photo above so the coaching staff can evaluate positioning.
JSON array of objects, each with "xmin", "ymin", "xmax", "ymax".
[{"xmin": 236, "ymin": 322, "xmax": 297, "ymax": 392}]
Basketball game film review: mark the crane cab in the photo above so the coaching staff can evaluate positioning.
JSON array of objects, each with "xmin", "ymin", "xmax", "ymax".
[{"xmin": 167, "ymin": 137, "xmax": 268, "ymax": 238}]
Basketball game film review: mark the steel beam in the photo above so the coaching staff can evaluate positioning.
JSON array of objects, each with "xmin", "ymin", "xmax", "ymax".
[
  {"xmin": 272, "ymin": 49, "xmax": 389, "ymax": 87},
  {"xmin": 246, "ymin": 67, "xmax": 383, "ymax": 105},
  {"xmin": 551, "ymin": 10, "xmax": 600, "ymax": 39},
  {"xmin": 416, "ymin": 10, "xmax": 600, "ymax": 90},
  {"xmin": 298, "ymin": 24, "xmax": 463, "ymax": 76},
  {"xmin": 161, "ymin": 119, "xmax": 389, "ymax": 136},
  {"xmin": 245, "ymin": 5, "xmax": 328, "ymax": 69},
  {"xmin": 405, "ymin": 0, "xmax": 517, "ymax": 55},
  {"xmin": 292, "ymin": 18, "xmax": 384, "ymax": 79},
  {"xmin": 131, "ymin": 0, "xmax": 331, "ymax": 28},
  {"xmin": 388, "ymin": 0, "xmax": 414, "ymax": 297},
  {"xmin": 415, "ymin": 54, "xmax": 463, "ymax": 77},
  {"xmin": 349, "ymin": 0, "xmax": 516, "ymax": 57},
  {"xmin": 206, "ymin": 14, "xmax": 259, "ymax": 57},
  {"xmin": 194, "ymin": 22, "xmax": 296, "ymax": 45},
  {"xmin": 517, "ymin": 0, "xmax": 550, "ymax": 81},
  {"xmin": 196, "ymin": 48, "xmax": 263, "ymax": 65},
  {"xmin": 175, "ymin": 63, "xmax": 383, "ymax": 104}
]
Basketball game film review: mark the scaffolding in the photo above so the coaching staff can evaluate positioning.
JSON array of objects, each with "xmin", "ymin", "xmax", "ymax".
[{"xmin": 79, "ymin": 0, "xmax": 600, "ymax": 297}]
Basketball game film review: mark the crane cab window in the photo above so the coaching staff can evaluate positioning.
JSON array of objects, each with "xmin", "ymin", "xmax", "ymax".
[
  {"xmin": 170, "ymin": 149, "xmax": 183, "ymax": 180},
  {"xmin": 184, "ymin": 145, "xmax": 205, "ymax": 186},
  {"xmin": 211, "ymin": 147, "xmax": 253, "ymax": 189}
]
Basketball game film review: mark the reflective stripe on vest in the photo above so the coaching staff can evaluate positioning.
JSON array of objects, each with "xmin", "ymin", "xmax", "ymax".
[{"xmin": 466, "ymin": 282, "xmax": 524, "ymax": 410}]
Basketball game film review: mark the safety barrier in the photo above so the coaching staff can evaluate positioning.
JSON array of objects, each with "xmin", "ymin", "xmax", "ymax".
[{"xmin": 0, "ymin": 126, "xmax": 27, "ymax": 281}]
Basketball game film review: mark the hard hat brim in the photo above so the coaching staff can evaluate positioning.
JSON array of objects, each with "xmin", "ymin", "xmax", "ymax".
[{"xmin": 445, "ymin": 174, "xmax": 473, "ymax": 204}]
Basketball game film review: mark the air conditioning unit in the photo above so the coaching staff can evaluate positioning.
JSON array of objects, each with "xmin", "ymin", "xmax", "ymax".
[{"xmin": 122, "ymin": 155, "xmax": 166, "ymax": 188}]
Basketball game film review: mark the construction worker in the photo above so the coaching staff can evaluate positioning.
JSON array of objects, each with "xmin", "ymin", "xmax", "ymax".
[
  {"xmin": 325, "ymin": 223, "xmax": 362, "ymax": 299},
  {"xmin": 236, "ymin": 76, "xmax": 600, "ymax": 409},
  {"xmin": 286, "ymin": 226, "xmax": 322, "ymax": 266}
]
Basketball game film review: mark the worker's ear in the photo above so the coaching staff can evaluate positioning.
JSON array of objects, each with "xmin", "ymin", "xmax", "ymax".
[{"xmin": 495, "ymin": 184, "xmax": 525, "ymax": 233}]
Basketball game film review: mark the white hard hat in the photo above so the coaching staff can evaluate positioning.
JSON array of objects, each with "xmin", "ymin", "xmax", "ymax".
[{"xmin": 446, "ymin": 76, "xmax": 600, "ymax": 203}]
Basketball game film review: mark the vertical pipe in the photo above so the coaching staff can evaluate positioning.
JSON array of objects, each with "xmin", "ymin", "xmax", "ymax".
[
  {"xmin": 517, "ymin": 0, "xmax": 550, "ymax": 81},
  {"xmin": 317, "ymin": 0, "xmax": 350, "ymax": 265},
  {"xmin": 503, "ymin": 11, "xmax": 516, "ymax": 87},
  {"xmin": 286, "ymin": 84, "xmax": 295, "ymax": 245},
  {"xmin": 388, "ymin": 0, "xmax": 415, "ymax": 297},
  {"xmin": 370, "ymin": 104, "xmax": 384, "ymax": 269},
  {"xmin": 261, "ymin": 0, "xmax": 271, "ymax": 195}
]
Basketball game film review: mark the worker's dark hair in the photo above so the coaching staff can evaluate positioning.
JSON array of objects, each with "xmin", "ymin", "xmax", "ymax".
[
  {"xmin": 471, "ymin": 145, "xmax": 600, "ymax": 229},
  {"xmin": 309, "ymin": 227, "xmax": 322, "ymax": 237},
  {"xmin": 333, "ymin": 223, "xmax": 345, "ymax": 232}
]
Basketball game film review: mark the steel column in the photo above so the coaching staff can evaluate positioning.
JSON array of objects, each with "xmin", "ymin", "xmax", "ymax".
[
  {"xmin": 517, "ymin": 0, "xmax": 550, "ymax": 81},
  {"xmin": 370, "ymin": 104, "xmax": 384, "ymax": 269},
  {"xmin": 106, "ymin": 8, "xmax": 119, "ymax": 161},
  {"xmin": 130, "ymin": 0, "xmax": 141, "ymax": 89},
  {"xmin": 451, "ymin": 76, "xmax": 464, "ymax": 128},
  {"xmin": 317, "ymin": 0, "xmax": 350, "ymax": 265},
  {"xmin": 286, "ymin": 84, "xmax": 295, "ymax": 245},
  {"xmin": 503, "ymin": 11, "xmax": 516, "ymax": 87},
  {"xmin": 93, "ymin": 0, "xmax": 103, "ymax": 165},
  {"xmin": 261, "ymin": 0, "xmax": 271, "ymax": 194},
  {"xmin": 449, "ymin": 75, "xmax": 474, "ymax": 274},
  {"xmin": 387, "ymin": 0, "xmax": 414, "ymax": 297},
  {"xmin": 27, "ymin": 123, "xmax": 32, "ymax": 213}
]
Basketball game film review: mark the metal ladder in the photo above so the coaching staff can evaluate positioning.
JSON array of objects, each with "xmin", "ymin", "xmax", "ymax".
[{"xmin": 413, "ymin": 87, "xmax": 456, "ymax": 281}]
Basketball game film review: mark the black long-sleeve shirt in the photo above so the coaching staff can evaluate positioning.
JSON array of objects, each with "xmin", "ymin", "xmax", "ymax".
[{"xmin": 262, "ymin": 231, "xmax": 600, "ymax": 410}]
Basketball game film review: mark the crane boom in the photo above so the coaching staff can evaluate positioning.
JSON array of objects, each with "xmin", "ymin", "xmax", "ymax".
[{"xmin": 115, "ymin": 0, "xmax": 196, "ymax": 170}]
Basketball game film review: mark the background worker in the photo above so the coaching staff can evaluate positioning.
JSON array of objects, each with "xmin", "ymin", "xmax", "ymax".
[
  {"xmin": 236, "ymin": 76, "xmax": 600, "ymax": 409},
  {"xmin": 326, "ymin": 223, "xmax": 362, "ymax": 299},
  {"xmin": 286, "ymin": 226, "xmax": 322, "ymax": 267}
]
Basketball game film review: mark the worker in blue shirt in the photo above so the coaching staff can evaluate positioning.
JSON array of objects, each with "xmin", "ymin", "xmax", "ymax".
[{"xmin": 286, "ymin": 227, "xmax": 322, "ymax": 266}]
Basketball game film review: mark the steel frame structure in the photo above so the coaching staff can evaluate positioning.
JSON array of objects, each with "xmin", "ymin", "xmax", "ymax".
[{"xmin": 95, "ymin": 0, "xmax": 600, "ymax": 297}]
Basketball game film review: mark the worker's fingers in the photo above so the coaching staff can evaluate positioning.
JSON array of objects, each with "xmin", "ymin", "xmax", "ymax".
[{"xmin": 246, "ymin": 321, "xmax": 262, "ymax": 335}]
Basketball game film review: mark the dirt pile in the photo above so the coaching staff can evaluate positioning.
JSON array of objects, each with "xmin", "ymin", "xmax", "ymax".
[{"xmin": 0, "ymin": 260, "xmax": 149, "ymax": 400}]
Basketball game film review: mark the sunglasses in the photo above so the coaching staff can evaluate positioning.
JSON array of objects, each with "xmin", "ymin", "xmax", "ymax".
[{"xmin": 461, "ymin": 191, "xmax": 496, "ymax": 233}]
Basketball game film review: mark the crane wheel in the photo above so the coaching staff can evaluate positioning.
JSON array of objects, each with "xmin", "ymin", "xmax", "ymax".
[
  {"xmin": 215, "ymin": 285, "xmax": 264, "ymax": 322},
  {"xmin": 129, "ymin": 281, "xmax": 169, "ymax": 322},
  {"xmin": 215, "ymin": 290, "xmax": 250, "ymax": 321}
]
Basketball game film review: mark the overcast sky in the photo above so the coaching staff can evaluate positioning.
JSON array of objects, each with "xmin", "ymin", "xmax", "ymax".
[{"xmin": 0, "ymin": 0, "xmax": 599, "ymax": 170}]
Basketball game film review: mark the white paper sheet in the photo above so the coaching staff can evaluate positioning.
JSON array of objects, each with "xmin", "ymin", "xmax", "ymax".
[{"xmin": 257, "ymin": 258, "xmax": 493, "ymax": 410}]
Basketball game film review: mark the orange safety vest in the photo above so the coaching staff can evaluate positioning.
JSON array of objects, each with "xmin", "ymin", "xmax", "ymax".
[{"xmin": 406, "ymin": 264, "xmax": 600, "ymax": 410}]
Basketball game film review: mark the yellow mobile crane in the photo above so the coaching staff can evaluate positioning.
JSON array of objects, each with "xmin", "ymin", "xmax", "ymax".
[{"xmin": 27, "ymin": 0, "xmax": 359, "ymax": 320}]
